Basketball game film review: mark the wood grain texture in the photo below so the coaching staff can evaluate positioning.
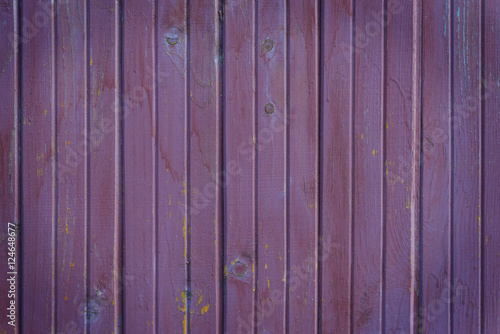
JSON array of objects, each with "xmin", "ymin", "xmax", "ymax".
[
  {"xmin": 122, "ymin": 1, "xmax": 156, "ymax": 332},
  {"xmin": 224, "ymin": 0, "xmax": 256, "ymax": 331},
  {"xmin": 157, "ymin": 0, "xmax": 188, "ymax": 332},
  {"xmin": 88, "ymin": 0, "xmax": 120, "ymax": 333},
  {"xmin": 55, "ymin": 2, "xmax": 87, "ymax": 332},
  {"xmin": 320, "ymin": 0, "xmax": 352, "ymax": 332},
  {"xmin": 452, "ymin": 0, "xmax": 482, "ymax": 332},
  {"xmin": 351, "ymin": 0, "xmax": 384, "ymax": 332},
  {"xmin": 20, "ymin": 1, "xmax": 56, "ymax": 332},
  {"xmin": 188, "ymin": 0, "xmax": 221, "ymax": 332},
  {"xmin": 384, "ymin": 1, "xmax": 414, "ymax": 333},
  {"xmin": 421, "ymin": 0, "xmax": 452, "ymax": 332},
  {"xmin": 1, "ymin": 1, "xmax": 500, "ymax": 333},
  {"xmin": 287, "ymin": 1, "xmax": 320, "ymax": 332},
  {"xmin": 255, "ymin": 0, "xmax": 287, "ymax": 333},
  {"xmin": 0, "ymin": 1, "xmax": 19, "ymax": 332},
  {"xmin": 483, "ymin": 0, "xmax": 500, "ymax": 332}
]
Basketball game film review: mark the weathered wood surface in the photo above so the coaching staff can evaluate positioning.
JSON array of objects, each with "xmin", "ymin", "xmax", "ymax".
[{"xmin": 0, "ymin": 0, "xmax": 499, "ymax": 333}]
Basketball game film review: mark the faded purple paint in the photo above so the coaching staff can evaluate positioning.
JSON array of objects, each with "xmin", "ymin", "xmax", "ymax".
[{"xmin": 0, "ymin": 0, "xmax": 499, "ymax": 333}]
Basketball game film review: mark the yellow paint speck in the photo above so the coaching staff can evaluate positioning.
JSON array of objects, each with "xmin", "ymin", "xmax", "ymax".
[
  {"xmin": 178, "ymin": 290, "xmax": 188, "ymax": 334},
  {"xmin": 201, "ymin": 304, "xmax": 209, "ymax": 315},
  {"xmin": 361, "ymin": 133, "xmax": 363, "ymax": 139},
  {"xmin": 90, "ymin": 58, "xmax": 93, "ymax": 66},
  {"xmin": 182, "ymin": 217, "xmax": 187, "ymax": 258},
  {"xmin": 372, "ymin": 149, "xmax": 377, "ymax": 156},
  {"xmin": 65, "ymin": 296, "xmax": 68, "ymax": 301}
]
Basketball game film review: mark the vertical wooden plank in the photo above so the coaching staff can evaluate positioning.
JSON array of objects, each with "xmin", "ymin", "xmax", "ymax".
[
  {"xmin": 421, "ymin": 0, "xmax": 452, "ymax": 332},
  {"xmin": 157, "ymin": 0, "xmax": 188, "ymax": 332},
  {"xmin": 122, "ymin": 1, "xmax": 155, "ymax": 332},
  {"xmin": 188, "ymin": 0, "xmax": 220, "ymax": 332},
  {"xmin": 410, "ymin": 1, "xmax": 423, "ymax": 332},
  {"xmin": 452, "ymin": 0, "xmax": 481, "ymax": 332},
  {"xmin": 255, "ymin": 0, "xmax": 286, "ymax": 333},
  {"xmin": 483, "ymin": 0, "xmax": 500, "ymax": 331},
  {"xmin": 224, "ymin": 0, "xmax": 256, "ymax": 332},
  {"xmin": 351, "ymin": 0, "xmax": 384, "ymax": 332},
  {"xmin": 55, "ymin": 1, "xmax": 87, "ymax": 332},
  {"xmin": 287, "ymin": 1, "xmax": 319, "ymax": 332},
  {"xmin": 0, "ymin": 1, "xmax": 19, "ymax": 332},
  {"xmin": 20, "ymin": 1, "xmax": 56, "ymax": 332},
  {"xmin": 88, "ymin": 0, "xmax": 120, "ymax": 333},
  {"xmin": 384, "ymin": 1, "xmax": 414, "ymax": 333},
  {"xmin": 320, "ymin": 0, "xmax": 352, "ymax": 332}
]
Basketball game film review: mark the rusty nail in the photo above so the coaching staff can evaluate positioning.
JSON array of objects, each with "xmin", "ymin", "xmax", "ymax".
[
  {"xmin": 262, "ymin": 38, "xmax": 274, "ymax": 52},
  {"xmin": 265, "ymin": 102, "xmax": 275, "ymax": 115}
]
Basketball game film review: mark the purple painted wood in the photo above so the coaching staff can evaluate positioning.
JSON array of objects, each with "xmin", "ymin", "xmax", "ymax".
[
  {"xmin": 1, "ymin": 1, "xmax": 500, "ymax": 333},
  {"xmin": 287, "ymin": 1, "xmax": 320, "ymax": 332},
  {"xmin": 255, "ymin": 0, "xmax": 287, "ymax": 333},
  {"xmin": 384, "ymin": 1, "xmax": 414, "ymax": 332},
  {"xmin": 421, "ymin": 0, "xmax": 452, "ymax": 332},
  {"xmin": 187, "ymin": 0, "xmax": 222, "ymax": 332},
  {"xmin": 88, "ymin": 0, "xmax": 120, "ymax": 332},
  {"xmin": 122, "ymin": 1, "xmax": 156, "ymax": 332},
  {"xmin": 157, "ymin": 0, "xmax": 188, "ymax": 332},
  {"xmin": 20, "ymin": 1, "xmax": 55, "ymax": 333},
  {"xmin": 320, "ymin": 0, "xmax": 352, "ymax": 332},
  {"xmin": 352, "ymin": 0, "xmax": 384, "ymax": 332},
  {"xmin": 0, "ymin": 1, "xmax": 19, "ymax": 333},
  {"xmin": 224, "ymin": 0, "xmax": 256, "ymax": 331},
  {"xmin": 55, "ymin": 2, "xmax": 87, "ymax": 332},
  {"xmin": 483, "ymin": 1, "xmax": 500, "ymax": 332},
  {"xmin": 452, "ymin": 0, "xmax": 482, "ymax": 332}
]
